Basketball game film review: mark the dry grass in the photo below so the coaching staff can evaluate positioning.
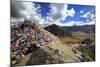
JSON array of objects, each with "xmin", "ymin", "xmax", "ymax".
[
  {"xmin": 59, "ymin": 31, "xmax": 95, "ymax": 44},
  {"xmin": 60, "ymin": 36, "xmax": 79, "ymax": 44}
]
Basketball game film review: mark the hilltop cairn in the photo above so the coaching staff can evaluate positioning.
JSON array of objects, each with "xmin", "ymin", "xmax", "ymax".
[{"xmin": 11, "ymin": 19, "xmax": 80, "ymax": 66}]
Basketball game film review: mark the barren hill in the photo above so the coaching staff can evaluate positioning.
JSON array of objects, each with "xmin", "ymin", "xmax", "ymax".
[
  {"xmin": 12, "ymin": 21, "xmax": 80, "ymax": 66},
  {"xmin": 44, "ymin": 24, "xmax": 72, "ymax": 37},
  {"xmin": 16, "ymin": 26, "xmax": 80, "ymax": 66}
]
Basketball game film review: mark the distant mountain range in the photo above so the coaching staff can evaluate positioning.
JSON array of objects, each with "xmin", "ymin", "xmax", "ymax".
[
  {"xmin": 44, "ymin": 24, "xmax": 72, "ymax": 37},
  {"xmin": 44, "ymin": 24, "xmax": 95, "ymax": 37},
  {"xmin": 62, "ymin": 25, "xmax": 95, "ymax": 33}
]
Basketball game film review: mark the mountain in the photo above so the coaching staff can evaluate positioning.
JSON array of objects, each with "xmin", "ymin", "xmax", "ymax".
[
  {"xmin": 44, "ymin": 24, "xmax": 72, "ymax": 37},
  {"xmin": 44, "ymin": 24, "xmax": 95, "ymax": 44},
  {"xmin": 12, "ymin": 21, "xmax": 80, "ymax": 66},
  {"xmin": 61, "ymin": 25, "xmax": 95, "ymax": 34},
  {"xmin": 45, "ymin": 24, "xmax": 95, "ymax": 34}
]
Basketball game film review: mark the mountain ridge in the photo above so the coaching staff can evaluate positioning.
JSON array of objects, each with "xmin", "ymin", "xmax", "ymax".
[{"xmin": 12, "ymin": 21, "xmax": 80, "ymax": 66}]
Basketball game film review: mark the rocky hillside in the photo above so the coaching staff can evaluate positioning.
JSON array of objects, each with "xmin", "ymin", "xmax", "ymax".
[
  {"xmin": 11, "ymin": 21, "xmax": 80, "ymax": 66},
  {"xmin": 44, "ymin": 24, "xmax": 72, "ymax": 37}
]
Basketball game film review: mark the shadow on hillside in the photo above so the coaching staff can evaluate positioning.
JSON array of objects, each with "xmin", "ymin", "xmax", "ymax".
[
  {"xmin": 25, "ymin": 46, "xmax": 64, "ymax": 66},
  {"xmin": 25, "ymin": 47, "xmax": 52, "ymax": 65}
]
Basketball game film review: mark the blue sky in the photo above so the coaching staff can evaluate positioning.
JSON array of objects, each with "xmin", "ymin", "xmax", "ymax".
[
  {"xmin": 64, "ymin": 4, "xmax": 95, "ymax": 23},
  {"xmin": 32, "ymin": 2, "xmax": 95, "ymax": 26},
  {"xmin": 11, "ymin": 1, "xmax": 95, "ymax": 26},
  {"xmin": 34, "ymin": 2, "xmax": 50, "ymax": 17}
]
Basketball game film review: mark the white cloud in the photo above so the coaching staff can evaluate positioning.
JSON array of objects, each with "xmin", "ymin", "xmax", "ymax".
[
  {"xmin": 57, "ymin": 10, "xmax": 95, "ymax": 26},
  {"xmin": 55, "ymin": 21, "xmax": 83, "ymax": 26},
  {"xmin": 80, "ymin": 9, "xmax": 86, "ymax": 14},
  {"xmin": 81, "ymin": 10, "xmax": 95, "ymax": 24},
  {"xmin": 67, "ymin": 8, "xmax": 75, "ymax": 17},
  {"xmin": 49, "ymin": 3, "xmax": 65, "ymax": 21},
  {"xmin": 61, "ymin": 4, "xmax": 68, "ymax": 21},
  {"xmin": 11, "ymin": 1, "xmax": 95, "ymax": 27},
  {"xmin": 12, "ymin": 1, "xmax": 94, "ymax": 27},
  {"xmin": 11, "ymin": 18, "xmax": 24, "ymax": 22},
  {"xmin": 80, "ymin": 10, "xmax": 84, "ymax": 14},
  {"xmin": 81, "ymin": 10, "xmax": 95, "ymax": 19},
  {"xmin": 85, "ymin": 21, "xmax": 95, "ymax": 25},
  {"xmin": 39, "ymin": 19, "xmax": 45, "ymax": 24},
  {"xmin": 50, "ymin": 3, "xmax": 75, "ymax": 20},
  {"xmin": 81, "ymin": 12, "xmax": 90, "ymax": 18},
  {"xmin": 11, "ymin": 1, "xmax": 76, "ymax": 26},
  {"xmin": 55, "ymin": 21, "xmax": 95, "ymax": 26},
  {"xmin": 47, "ymin": 3, "xmax": 75, "ymax": 24},
  {"xmin": 11, "ymin": 0, "xmax": 34, "ymax": 19},
  {"xmin": 11, "ymin": 1, "xmax": 43, "ymax": 25}
]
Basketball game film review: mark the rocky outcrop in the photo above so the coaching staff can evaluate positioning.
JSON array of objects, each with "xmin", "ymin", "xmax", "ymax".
[
  {"xmin": 17, "ymin": 29, "xmax": 80, "ymax": 66},
  {"xmin": 12, "ymin": 21, "xmax": 80, "ymax": 66}
]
